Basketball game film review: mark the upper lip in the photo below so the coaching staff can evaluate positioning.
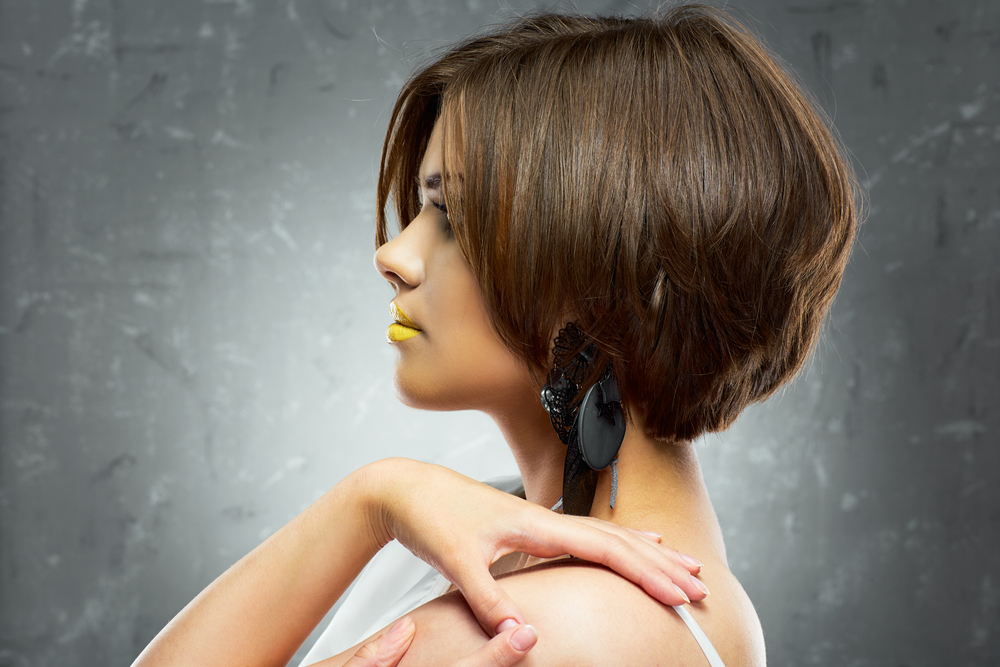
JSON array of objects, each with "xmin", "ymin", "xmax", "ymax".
[{"xmin": 390, "ymin": 302, "xmax": 421, "ymax": 330}]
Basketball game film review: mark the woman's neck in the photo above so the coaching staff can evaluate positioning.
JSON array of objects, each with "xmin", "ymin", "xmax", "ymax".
[
  {"xmin": 592, "ymin": 428, "xmax": 727, "ymax": 562},
  {"xmin": 489, "ymin": 397, "xmax": 727, "ymax": 564},
  {"xmin": 489, "ymin": 395, "xmax": 567, "ymax": 510}
]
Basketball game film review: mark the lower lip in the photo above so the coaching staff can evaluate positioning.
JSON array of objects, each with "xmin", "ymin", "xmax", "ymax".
[{"xmin": 386, "ymin": 323, "xmax": 422, "ymax": 342}]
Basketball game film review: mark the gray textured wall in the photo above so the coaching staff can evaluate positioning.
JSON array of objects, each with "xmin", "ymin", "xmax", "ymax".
[{"xmin": 0, "ymin": 1, "xmax": 997, "ymax": 666}]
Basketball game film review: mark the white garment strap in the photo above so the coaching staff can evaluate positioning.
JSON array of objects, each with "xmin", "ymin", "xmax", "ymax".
[{"xmin": 671, "ymin": 605, "xmax": 726, "ymax": 667}]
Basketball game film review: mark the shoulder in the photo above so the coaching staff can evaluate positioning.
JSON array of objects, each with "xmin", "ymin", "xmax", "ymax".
[{"xmin": 393, "ymin": 560, "xmax": 741, "ymax": 667}]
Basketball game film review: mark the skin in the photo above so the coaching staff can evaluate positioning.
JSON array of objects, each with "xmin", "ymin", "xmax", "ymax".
[
  {"xmin": 345, "ymin": 123, "xmax": 767, "ymax": 666},
  {"xmin": 129, "ymin": 124, "xmax": 752, "ymax": 667},
  {"xmin": 374, "ymin": 136, "xmax": 535, "ymax": 417},
  {"xmin": 131, "ymin": 456, "xmax": 704, "ymax": 667},
  {"xmin": 374, "ymin": 123, "xmax": 582, "ymax": 513},
  {"xmin": 336, "ymin": 616, "xmax": 539, "ymax": 667}
]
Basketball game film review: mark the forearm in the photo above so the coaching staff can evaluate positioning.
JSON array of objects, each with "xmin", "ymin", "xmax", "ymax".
[{"xmin": 133, "ymin": 461, "xmax": 393, "ymax": 667}]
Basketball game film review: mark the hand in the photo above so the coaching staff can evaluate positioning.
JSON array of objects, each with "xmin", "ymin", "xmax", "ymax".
[
  {"xmin": 365, "ymin": 458, "xmax": 707, "ymax": 639},
  {"xmin": 342, "ymin": 617, "xmax": 537, "ymax": 667}
]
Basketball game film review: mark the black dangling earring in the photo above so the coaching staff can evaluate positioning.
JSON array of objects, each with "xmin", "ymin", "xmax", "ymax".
[
  {"xmin": 575, "ymin": 369, "xmax": 626, "ymax": 508},
  {"xmin": 540, "ymin": 324, "xmax": 626, "ymax": 516}
]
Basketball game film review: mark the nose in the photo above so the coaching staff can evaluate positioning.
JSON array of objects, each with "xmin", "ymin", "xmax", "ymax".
[{"xmin": 374, "ymin": 222, "xmax": 425, "ymax": 291}]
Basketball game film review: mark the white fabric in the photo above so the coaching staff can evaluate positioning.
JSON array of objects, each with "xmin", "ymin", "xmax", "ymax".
[
  {"xmin": 673, "ymin": 604, "xmax": 727, "ymax": 667},
  {"xmin": 298, "ymin": 476, "xmax": 524, "ymax": 665},
  {"xmin": 298, "ymin": 539, "xmax": 453, "ymax": 665},
  {"xmin": 297, "ymin": 475, "xmax": 725, "ymax": 667}
]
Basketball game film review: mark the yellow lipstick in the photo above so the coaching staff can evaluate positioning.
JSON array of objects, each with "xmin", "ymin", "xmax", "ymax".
[{"xmin": 387, "ymin": 302, "xmax": 422, "ymax": 342}]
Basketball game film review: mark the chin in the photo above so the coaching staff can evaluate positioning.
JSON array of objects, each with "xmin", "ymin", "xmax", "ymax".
[
  {"xmin": 391, "ymin": 367, "xmax": 466, "ymax": 412},
  {"xmin": 393, "ymin": 366, "xmax": 541, "ymax": 419}
]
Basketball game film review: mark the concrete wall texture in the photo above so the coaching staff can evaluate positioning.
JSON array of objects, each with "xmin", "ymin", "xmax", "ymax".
[{"xmin": 0, "ymin": 0, "xmax": 997, "ymax": 665}]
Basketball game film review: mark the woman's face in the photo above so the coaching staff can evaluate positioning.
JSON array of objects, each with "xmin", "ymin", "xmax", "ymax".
[{"xmin": 374, "ymin": 122, "xmax": 534, "ymax": 412}]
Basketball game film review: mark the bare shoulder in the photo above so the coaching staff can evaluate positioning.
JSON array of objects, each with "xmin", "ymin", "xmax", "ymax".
[{"xmin": 333, "ymin": 560, "xmax": 764, "ymax": 667}]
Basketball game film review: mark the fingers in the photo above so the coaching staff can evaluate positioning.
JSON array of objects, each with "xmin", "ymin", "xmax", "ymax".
[
  {"xmin": 454, "ymin": 624, "xmax": 538, "ymax": 667},
  {"xmin": 600, "ymin": 531, "xmax": 700, "ymax": 606},
  {"xmin": 619, "ymin": 527, "xmax": 707, "ymax": 601},
  {"xmin": 345, "ymin": 617, "xmax": 537, "ymax": 667},
  {"xmin": 615, "ymin": 531, "xmax": 710, "ymax": 604},
  {"xmin": 625, "ymin": 527, "xmax": 663, "ymax": 542},
  {"xmin": 625, "ymin": 538, "xmax": 708, "ymax": 603},
  {"xmin": 343, "ymin": 617, "xmax": 415, "ymax": 667},
  {"xmin": 455, "ymin": 568, "xmax": 527, "ymax": 636},
  {"xmin": 623, "ymin": 528, "xmax": 704, "ymax": 575},
  {"xmin": 677, "ymin": 551, "xmax": 705, "ymax": 574},
  {"xmin": 537, "ymin": 518, "xmax": 709, "ymax": 606}
]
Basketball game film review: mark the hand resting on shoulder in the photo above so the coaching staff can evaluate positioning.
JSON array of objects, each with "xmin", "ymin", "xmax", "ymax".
[{"xmin": 323, "ymin": 559, "xmax": 762, "ymax": 667}]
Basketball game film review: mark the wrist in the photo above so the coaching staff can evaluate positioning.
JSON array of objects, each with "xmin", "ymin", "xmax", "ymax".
[{"xmin": 348, "ymin": 457, "xmax": 419, "ymax": 553}]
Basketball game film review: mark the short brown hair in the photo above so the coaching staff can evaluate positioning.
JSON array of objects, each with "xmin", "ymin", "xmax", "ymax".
[{"xmin": 377, "ymin": 5, "xmax": 858, "ymax": 442}]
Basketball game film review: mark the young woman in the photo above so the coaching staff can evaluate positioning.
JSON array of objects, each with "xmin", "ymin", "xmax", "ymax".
[{"xmin": 133, "ymin": 5, "xmax": 857, "ymax": 666}]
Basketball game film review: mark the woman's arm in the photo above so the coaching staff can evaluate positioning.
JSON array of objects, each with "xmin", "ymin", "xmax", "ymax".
[
  {"xmin": 132, "ymin": 458, "xmax": 707, "ymax": 667},
  {"xmin": 132, "ymin": 464, "xmax": 387, "ymax": 667}
]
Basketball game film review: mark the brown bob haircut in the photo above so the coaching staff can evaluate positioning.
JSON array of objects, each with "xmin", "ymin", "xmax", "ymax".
[{"xmin": 376, "ymin": 4, "xmax": 858, "ymax": 442}]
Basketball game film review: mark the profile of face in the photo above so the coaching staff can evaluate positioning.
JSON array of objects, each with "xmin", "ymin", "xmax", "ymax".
[{"xmin": 374, "ymin": 123, "xmax": 534, "ymax": 413}]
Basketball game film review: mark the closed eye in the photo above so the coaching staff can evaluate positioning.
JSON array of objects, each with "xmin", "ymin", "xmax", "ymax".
[
  {"xmin": 431, "ymin": 201, "xmax": 452, "ymax": 236},
  {"xmin": 415, "ymin": 175, "xmax": 451, "ymax": 234}
]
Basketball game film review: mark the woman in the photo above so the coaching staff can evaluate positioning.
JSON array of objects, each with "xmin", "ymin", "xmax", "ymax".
[{"xmin": 134, "ymin": 5, "xmax": 857, "ymax": 666}]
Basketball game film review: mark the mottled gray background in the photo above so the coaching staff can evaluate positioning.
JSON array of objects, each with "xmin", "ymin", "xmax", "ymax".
[{"xmin": 0, "ymin": 0, "xmax": 997, "ymax": 665}]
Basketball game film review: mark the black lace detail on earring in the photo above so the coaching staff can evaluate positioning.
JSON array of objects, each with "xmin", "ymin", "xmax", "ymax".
[
  {"xmin": 540, "ymin": 324, "xmax": 601, "ymax": 516},
  {"xmin": 540, "ymin": 323, "xmax": 594, "ymax": 445},
  {"xmin": 541, "ymin": 324, "xmax": 628, "ymax": 516}
]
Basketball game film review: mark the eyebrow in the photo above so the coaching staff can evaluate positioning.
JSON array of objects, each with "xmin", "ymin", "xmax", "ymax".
[{"xmin": 418, "ymin": 173, "xmax": 442, "ymax": 191}]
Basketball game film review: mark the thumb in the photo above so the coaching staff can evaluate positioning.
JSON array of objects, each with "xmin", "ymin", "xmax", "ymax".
[
  {"xmin": 457, "ymin": 568, "xmax": 526, "ymax": 636},
  {"xmin": 455, "ymin": 624, "xmax": 538, "ymax": 667},
  {"xmin": 342, "ymin": 617, "xmax": 415, "ymax": 667}
]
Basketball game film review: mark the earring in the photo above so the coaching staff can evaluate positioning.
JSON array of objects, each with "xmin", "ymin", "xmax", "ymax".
[
  {"xmin": 540, "ymin": 324, "xmax": 626, "ymax": 516},
  {"xmin": 576, "ymin": 371, "xmax": 625, "ymax": 509},
  {"xmin": 576, "ymin": 370, "xmax": 625, "ymax": 470}
]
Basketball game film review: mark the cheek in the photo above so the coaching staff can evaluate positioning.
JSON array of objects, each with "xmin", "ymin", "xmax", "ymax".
[
  {"xmin": 437, "ymin": 305, "xmax": 534, "ymax": 408},
  {"xmin": 394, "ymin": 277, "xmax": 531, "ymax": 410},
  {"xmin": 430, "ymin": 253, "xmax": 497, "ymax": 360},
  {"xmin": 433, "ymin": 309, "xmax": 521, "ymax": 405}
]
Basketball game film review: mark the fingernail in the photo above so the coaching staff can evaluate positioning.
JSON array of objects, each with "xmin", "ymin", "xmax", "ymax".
[
  {"xmin": 387, "ymin": 617, "xmax": 414, "ymax": 644},
  {"xmin": 680, "ymin": 553, "xmax": 703, "ymax": 570},
  {"xmin": 691, "ymin": 575, "xmax": 710, "ymax": 596},
  {"xmin": 672, "ymin": 583, "xmax": 691, "ymax": 604},
  {"xmin": 495, "ymin": 618, "xmax": 518, "ymax": 634},
  {"xmin": 510, "ymin": 624, "xmax": 538, "ymax": 651},
  {"xmin": 626, "ymin": 527, "xmax": 662, "ymax": 540}
]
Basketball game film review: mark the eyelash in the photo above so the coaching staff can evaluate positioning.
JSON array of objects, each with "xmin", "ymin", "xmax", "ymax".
[
  {"xmin": 434, "ymin": 202, "xmax": 453, "ymax": 235},
  {"xmin": 421, "ymin": 195, "xmax": 452, "ymax": 232},
  {"xmin": 416, "ymin": 181, "xmax": 452, "ymax": 234}
]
